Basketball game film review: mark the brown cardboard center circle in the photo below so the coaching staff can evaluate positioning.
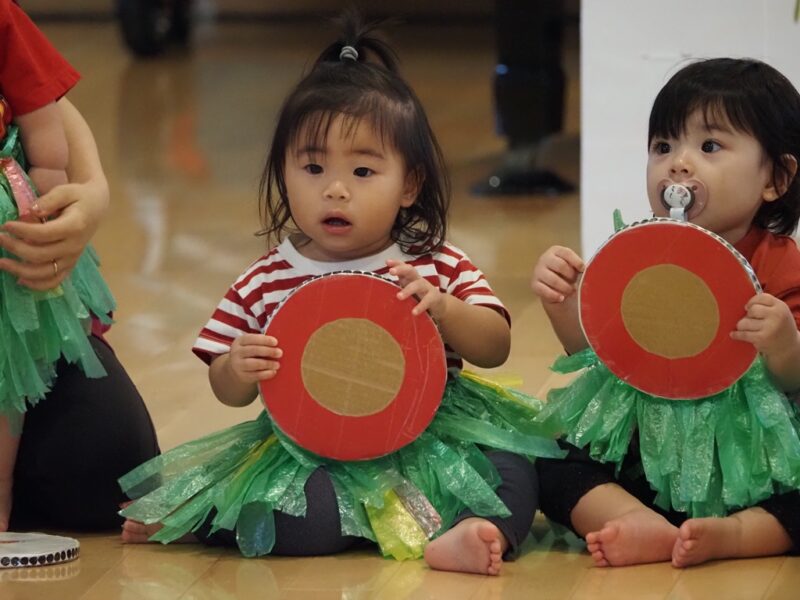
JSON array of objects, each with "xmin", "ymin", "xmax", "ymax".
[
  {"xmin": 301, "ymin": 318, "xmax": 405, "ymax": 416},
  {"xmin": 621, "ymin": 264, "xmax": 719, "ymax": 359}
]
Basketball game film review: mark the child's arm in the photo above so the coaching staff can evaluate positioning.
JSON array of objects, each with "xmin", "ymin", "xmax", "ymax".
[
  {"xmin": 731, "ymin": 293, "xmax": 800, "ymax": 392},
  {"xmin": 15, "ymin": 101, "xmax": 68, "ymax": 195},
  {"xmin": 388, "ymin": 260, "xmax": 510, "ymax": 368},
  {"xmin": 208, "ymin": 334, "xmax": 283, "ymax": 407},
  {"xmin": 0, "ymin": 98, "xmax": 109, "ymax": 290},
  {"xmin": 531, "ymin": 246, "xmax": 588, "ymax": 354}
]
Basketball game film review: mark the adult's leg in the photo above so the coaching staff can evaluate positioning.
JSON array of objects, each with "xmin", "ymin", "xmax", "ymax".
[
  {"xmin": 11, "ymin": 336, "xmax": 159, "ymax": 530},
  {"xmin": 194, "ymin": 467, "xmax": 364, "ymax": 556}
]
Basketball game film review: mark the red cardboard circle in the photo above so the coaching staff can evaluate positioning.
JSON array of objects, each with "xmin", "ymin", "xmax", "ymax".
[
  {"xmin": 580, "ymin": 220, "xmax": 759, "ymax": 399},
  {"xmin": 260, "ymin": 272, "xmax": 447, "ymax": 460}
]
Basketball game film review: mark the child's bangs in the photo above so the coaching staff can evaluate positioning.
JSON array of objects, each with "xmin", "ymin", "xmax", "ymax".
[
  {"xmin": 650, "ymin": 89, "xmax": 756, "ymax": 143},
  {"xmin": 289, "ymin": 95, "xmax": 407, "ymax": 157}
]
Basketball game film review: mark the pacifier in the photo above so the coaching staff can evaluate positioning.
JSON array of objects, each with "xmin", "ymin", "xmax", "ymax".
[{"xmin": 658, "ymin": 179, "xmax": 707, "ymax": 221}]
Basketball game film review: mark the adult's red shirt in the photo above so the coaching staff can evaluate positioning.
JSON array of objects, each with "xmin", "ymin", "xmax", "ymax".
[
  {"xmin": 734, "ymin": 226, "xmax": 800, "ymax": 328},
  {"xmin": 0, "ymin": 0, "xmax": 80, "ymax": 115}
]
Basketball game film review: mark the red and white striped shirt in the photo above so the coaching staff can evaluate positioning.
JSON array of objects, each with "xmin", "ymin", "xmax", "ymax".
[{"xmin": 193, "ymin": 238, "xmax": 509, "ymax": 374}]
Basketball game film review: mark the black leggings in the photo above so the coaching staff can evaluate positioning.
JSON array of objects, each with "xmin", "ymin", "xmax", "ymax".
[
  {"xmin": 194, "ymin": 451, "xmax": 539, "ymax": 558},
  {"xmin": 10, "ymin": 336, "xmax": 160, "ymax": 531},
  {"xmin": 537, "ymin": 437, "xmax": 800, "ymax": 553}
]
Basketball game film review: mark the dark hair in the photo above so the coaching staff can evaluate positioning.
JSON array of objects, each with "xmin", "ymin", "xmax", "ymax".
[
  {"xmin": 648, "ymin": 58, "xmax": 800, "ymax": 235},
  {"xmin": 258, "ymin": 12, "xmax": 449, "ymax": 253}
]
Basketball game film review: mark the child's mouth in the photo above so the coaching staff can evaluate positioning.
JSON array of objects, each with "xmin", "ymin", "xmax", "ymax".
[
  {"xmin": 322, "ymin": 216, "xmax": 352, "ymax": 234},
  {"xmin": 323, "ymin": 217, "xmax": 351, "ymax": 226}
]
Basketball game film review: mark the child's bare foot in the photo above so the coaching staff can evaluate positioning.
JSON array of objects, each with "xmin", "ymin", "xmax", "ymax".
[
  {"xmin": 672, "ymin": 510, "xmax": 793, "ymax": 568},
  {"xmin": 672, "ymin": 518, "xmax": 738, "ymax": 567},
  {"xmin": 121, "ymin": 516, "xmax": 197, "ymax": 544},
  {"xmin": 585, "ymin": 508, "xmax": 678, "ymax": 567},
  {"xmin": 121, "ymin": 518, "xmax": 161, "ymax": 543},
  {"xmin": 0, "ymin": 477, "xmax": 12, "ymax": 532},
  {"xmin": 424, "ymin": 518, "xmax": 507, "ymax": 575}
]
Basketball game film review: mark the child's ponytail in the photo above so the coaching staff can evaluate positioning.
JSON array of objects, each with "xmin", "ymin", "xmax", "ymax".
[{"xmin": 312, "ymin": 9, "xmax": 400, "ymax": 74}]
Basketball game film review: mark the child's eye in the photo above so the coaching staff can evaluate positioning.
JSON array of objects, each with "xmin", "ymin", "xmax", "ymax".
[
  {"xmin": 304, "ymin": 164, "xmax": 323, "ymax": 174},
  {"xmin": 701, "ymin": 140, "xmax": 721, "ymax": 153},
  {"xmin": 652, "ymin": 141, "xmax": 671, "ymax": 154},
  {"xmin": 354, "ymin": 167, "xmax": 374, "ymax": 177}
]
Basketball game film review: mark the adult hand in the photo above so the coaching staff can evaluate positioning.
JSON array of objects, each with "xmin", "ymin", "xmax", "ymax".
[{"xmin": 0, "ymin": 179, "xmax": 108, "ymax": 290}]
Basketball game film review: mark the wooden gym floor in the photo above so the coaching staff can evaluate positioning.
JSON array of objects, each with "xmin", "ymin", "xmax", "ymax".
[{"xmin": 1, "ymin": 14, "xmax": 798, "ymax": 600}]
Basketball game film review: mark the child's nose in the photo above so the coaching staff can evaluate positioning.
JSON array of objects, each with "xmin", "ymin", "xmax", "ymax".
[
  {"xmin": 323, "ymin": 179, "xmax": 350, "ymax": 200},
  {"xmin": 669, "ymin": 151, "xmax": 693, "ymax": 179}
]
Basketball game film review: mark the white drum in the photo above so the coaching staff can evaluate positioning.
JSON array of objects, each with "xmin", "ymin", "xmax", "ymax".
[{"xmin": 0, "ymin": 532, "xmax": 80, "ymax": 569}]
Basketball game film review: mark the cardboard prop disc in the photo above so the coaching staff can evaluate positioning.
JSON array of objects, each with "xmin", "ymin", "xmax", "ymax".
[
  {"xmin": 260, "ymin": 272, "xmax": 447, "ymax": 460},
  {"xmin": 0, "ymin": 533, "xmax": 80, "ymax": 569},
  {"xmin": 579, "ymin": 219, "xmax": 760, "ymax": 399}
]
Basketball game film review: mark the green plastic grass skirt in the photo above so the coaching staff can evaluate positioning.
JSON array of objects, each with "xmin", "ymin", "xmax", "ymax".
[
  {"xmin": 119, "ymin": 372, "xmax": 565, "ymax": 560},
  {"xmin": 0, "ymin": 126, "xmax": 115, "ymax": 426},
  {"xmin": 535, "ymin": 348, "xmax": 800, "ymax": 517}
]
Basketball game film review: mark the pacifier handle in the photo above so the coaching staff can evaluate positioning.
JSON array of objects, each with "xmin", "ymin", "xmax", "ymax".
[{"xmin": 660, "ymin": 183, "xmax": 695, "ymax": 221}]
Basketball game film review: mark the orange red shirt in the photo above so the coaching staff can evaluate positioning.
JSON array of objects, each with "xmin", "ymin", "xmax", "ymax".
[{"xmin": 734, "ymin": 226, "xmax": 800, "ymax": 328}]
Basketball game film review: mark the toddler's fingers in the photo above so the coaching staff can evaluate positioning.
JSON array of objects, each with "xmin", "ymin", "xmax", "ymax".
[
  {"xmin": 411, "ymin": 291, "xmax": 436, "ymax": 316},
  {"xmin": 730, "ymin": 330, "xmax": 755, "ymax": 344},
  {"xmin": 744, "ymin": 303, "xmax": 771, "ymax": 320},
  {"xmin": 242, "ymin": 358, "xmax": 280, "ymax": 373},
  {"xmin": 531, "ymin": 281, "xmax": 566, "ymax": 303},
  {"xmin": 550, "ymin": 246, "xmax": 585, "ymax": 271},
  {"xmin": 255, "ymin": 369, "xmax": 278, "ymax": 382},
  {"xmin": 388, "ymin": 261, "xmax": 419, "ymax": 281},
  {"xmin": 397, "ymin": 279, "xmax": 429, "ymax": 301},
  {"xmin": 746, "ymin": 292, "xmax": 776, "ymax": 308},
  {"xmin": 736, "ymin": 312, "xmax": 765, "ymax": 330},
  {"xmin": 546, "ymin": 256, "xmax": 582, "ymax": 284},
  {"xmin": 538, "ymin": 269, "xmax": 578, "ymax": 297},
  {"xmin": 244, "ymin": 345, "xmax": 283, "ymax": 360}
]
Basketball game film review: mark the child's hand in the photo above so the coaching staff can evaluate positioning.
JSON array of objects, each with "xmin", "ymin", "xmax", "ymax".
[
  {"xmin": 227, "ymin": 334, "xmax": 282, "ymax": 383},
  {"xmin": 731, "ymin": 293, "xmax": 799, "ymax": 357},
  {"xmin": 387, "ymin": 259, "xmax": 448, "ymax": 320},
  {"xmin": 531, "ymin": 246, "xmax": 585, "ymax": 303}
]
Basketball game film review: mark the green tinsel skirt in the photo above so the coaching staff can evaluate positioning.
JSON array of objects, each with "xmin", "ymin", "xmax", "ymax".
[
  {"xmin": 535, "ymin": 348, "xmax": 800, "ymax": 517},
  {"xmin": 0, "ymin": 125, "xmax": 115, "ymax": 426},
  {"xmin": 119, "ymin": 372, "xmax": 565, "ymax": 560}
]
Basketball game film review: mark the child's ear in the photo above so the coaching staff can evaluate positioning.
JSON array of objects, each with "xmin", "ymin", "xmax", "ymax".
[
  {"xmin": 763, "ymin": 154, "xmax": 798, "ymax": 202},
  {"xmin": 401, "ymin": 168, "xmax": 423, "ymax": 207}
]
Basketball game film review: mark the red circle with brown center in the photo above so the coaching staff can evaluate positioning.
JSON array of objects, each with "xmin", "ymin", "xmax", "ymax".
[
  {"xmin": 260, "ymin": 272, "xmax": 446, "ymax": 459},
  {"xmin": 579, "ymin": 220, "xmax": 758, "ymax": 399}
]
